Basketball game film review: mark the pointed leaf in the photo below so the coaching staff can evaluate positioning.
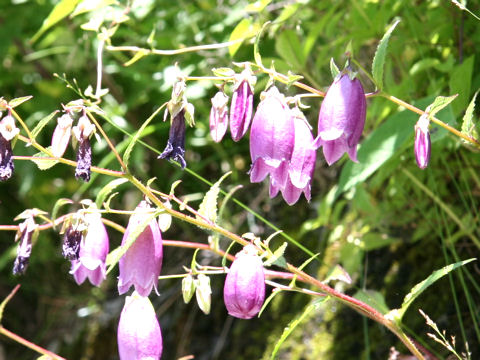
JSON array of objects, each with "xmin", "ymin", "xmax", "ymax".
[
  {"xmin": 353, "ymin": 289, "xmax": 390, "ymax": 315},
  {"xmin": 264, "ymin": 242, "xmax": 287, "ymax": 268},
  {"xmin": 372, "ymin": 19, "xmax": 400, "ymax": 90},
  {"xmin": 229, "ymin": 18, "xmax": 259, "ymax": 57},
  {"xmin": 31, "ymin": 148, "xmax": 58, "ymax": 170},
  {"xmin": 8, "ymin": 96, "xmax": 33, "ymax": 109},
  {"xmin": 51, "ymin": 198, "xmax": 73, "ymax": 224},
  {"xmin": 95, "ymin": 178, "xmax": 128, "ymax": 208},
  {"xmin": 323, "ymin": 264, "xmax": 352, "ymax": 285},
  {"xmin": 427, "ymin": 94, "xmax": 458, "ymax": 117},
  {"xmin": 330, "ymin": 58, "xmax": 340, "ymax": 79},
  {"xmin": 123, "ymin": 50, "xmax": 149, "ymax": 67},
  {"xmin": 197, "ymin": 172, "xmax": 231, "ymax": 224},
  {"xmin": 461, "ymin": 90, "xmax": 479, "ymax": 141},
  {"xmin": 31, "ymin": 111, "xmax": 59, "ymax": 139}
]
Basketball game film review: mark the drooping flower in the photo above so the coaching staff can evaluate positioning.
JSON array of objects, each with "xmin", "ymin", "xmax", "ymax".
[
  {"xmin": 62, "ymin": 224, "xmax": 84, "ymax": 260},
  {"xmin": 223, "ymin": 244, "xmax": 265, "ymax": 319},
  {"xmin": 414, "ymin": 113, "xmax": 431, "ymax": 169},
  {"xmin": 12, "ymin": 216, "xmax": 36, "ymax": 275},
  {"xmin": 230, "ymin": 68, "xmax": 255, "ymax": 141},
  {"xmin": 249, "ymin": 86, "xmax": 295, "ymax": 195},
  {"xmin": 118, "ymin": 201, "xmax": 163, "ymax": 297},
  {"xmin": 72, "ymin": 114, "xmax": 95, "ymax": 182},
  {"xmin": 117, "ymin": 291, "xmax": 163, "ymax": 360},
  {"xmin": 275, "ymin": 108, "xmax": 316, "ymax": 205},
  {"xmin": 51, "ymin": 113, "xmax": 73, "ymax": 158},
  {"xmin": 159, "ymin": 109, "xmax": 187, "ymax": 169},
  {"xmin": 315, "ymin": 72, "xmax": 366, "ymax": 165},
  {"xmin": 70, "ymin": 209, "xmax": 109, "ymax": 287},
  {"xmin": 209, "ymin": 91, "xmax": 229, "ymax": 142},
  {"xmin": 0, "ymin": 114, "xmax": 19, "ymax": 181}
]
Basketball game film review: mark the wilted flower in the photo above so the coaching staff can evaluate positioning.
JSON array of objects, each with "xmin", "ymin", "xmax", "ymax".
[
  {"xmin": 275, "ymin": 108, "xmax": 316, "ymax": 205},
  {"xmin": 117, "ymin": 291, "xmax": 162, "ymax": 360},
  {"xmin": 315, "ymin": 72, "xmax": 366, "ymax": 165},
  {"xmin": 159, "ymin": 109, "xmax": 187, "ymax": 169},
  {"xmin": 62, "ymin": 220, "xmax": 85, "ymax": 261},
  {"xmin": 414, "ymin": 113, "xmax": 431, "ymax": 169},
  {"xmin": 0, "ymin": 114, "xmax": 19, "ymax": 181},
  {"xmin": 230, "ymin": 69, "xmax": 255, "ymax": 141},
  {"xmin": 70, "ymin": 210, "xmax": 109, "ymax": 286},
  {"xmin": 118, "ymin": 201, "xmax": 163, "ymax": 297},
  {"xmin": 51, "ymin": 113, "xmax": 73, "ymax": 158},
  {"xmin": 223, "ymin": 244, "xmax": 265, "ymax": 319},
  {"xmin": 249, "ymin": 86, "xmax": 295, "ymax": 196},
  {"xmin": 12, "ymin": 216, "xmax": 36, "ymax": 275},
  {"xmin": 72, "ymin": 114, "xmax": 95, "ymax": 182},
  {"xmin": 209, "ymin": 91, "xmax": 229, "ymax": 142}
]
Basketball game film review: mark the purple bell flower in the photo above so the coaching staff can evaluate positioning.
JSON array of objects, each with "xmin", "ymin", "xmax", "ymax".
[
  {"xmin": 158, "ymin": 110, "xmax": 187, "ymax": 169},
  {"xmin": 414, "ymin": 114, "xmax": 431, "ymax": 169},
  {"xmin": 229, "ymin": 69, "xmax": 255, "ymax": 141},
  {"xmin": 117, "ymin": 291, "xmax": 163, "ymax": 360},
  {"xmin": 223, "ymin": 244, "xmax": 265, "ymax": 319},
  {"xmin": 315, "ymin": 72, "xmax": 366, "ymax": 165},
  {"xmin": 210, "ymin": 91, "xmax": 229, "ymax": 142},
  {"xmin": 118, "ymin": 201, "xmax": 163, "ymax": 297},
  {"xmin": 249, "ymin": 86, "xmax": 295, "ymax": 194},
  {"xmin": 70, "ymin": 211, "xmax": 109, "ymax": 287}
]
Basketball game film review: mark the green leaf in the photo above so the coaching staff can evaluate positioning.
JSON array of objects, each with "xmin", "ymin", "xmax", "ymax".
[
  {"xmin": 31, "ymin": 0, "xmax": 81, "ymax": 43},
  {"xmin": 95, "ymin": 178, "xmax": 128, "ymax": 208},
  {"xmin": 31, "ymin": 148, "xmax": 58, "ymax": 170},
  {"xmin": 323, "ymin": 264, "xmax": 352, "ymax": 285},
  {"xmin": 427, "ymin": 94, "xmax": 458, "ymax": 117},
  {"xmin": 71, "ymin": 0, "xmax": 116, "ymax": 17},
  {"xmin": 8, "ymin": 96, "xmax": 33, "ymax": 109},
  {"xmin": 275, "ymin": 30, "xmax": 305, "ymax": 70},
  {"xmin": 330, "ymin": 58, "xmax": 340, "ymax": 79},
  {"xmin": 395, "ymin": 258, "xmax": 475, "ymax": 320},
  {"xmin": 244, "ymin": 0, "xmax": 272, "ymax": 12},
  {"xmin": 253, "ymin": 21, "xmax": 270, "ymax": 66},
  {"xmin": 371, "ymin": 18, "xmax": 400, "ymax": 90},
  {"xmin": 123, "ymin": 49, "xmax": 149, "ymax": 67},
  {"xmin": 31, "ymin": 111, "xmax": 59, "ymax": 139},
  {"xmin": 229, "ymin": 18, "xmax": 252, "ymax": 57},
  {"xmin": 197, "ymin": 172, "xmax": 231, "ymax": 224},
  {"xmin": 461, "ymin": 90, "xmax": 479, "ymax": 141},
  {"xmin": 353, "ymin": 289, "xmax": 390, "ymax": 315},
  {"xmin": 449, "ymin": 55, "xmax": 475, "ymax": 116},
  {"xmin": 264, "ymin": 242, "xmax": 288, "ymax": 268},
  {"xmin": 123, "ymin": 105, "xmax": 164, "ymax": 168},
  {"xmin": 51, "ymin": 198, "xmax": 73, "ymax": 224}
]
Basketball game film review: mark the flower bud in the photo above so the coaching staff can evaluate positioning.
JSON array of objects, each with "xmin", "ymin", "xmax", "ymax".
[
  {"xmin": 117, "ymin": 292, "xmax": 162, "ymax": 360},
  {"xmin": 0, "ymin": 114, "xmax": 19, "ymax": 181},
  {"xmin": 51, "ymin": 113, "xmax": 73, "ymax": 158},
  {"xmin": 223, "ymin": 245, "xmax": 265, "ymax": 319},
  {"xmin": 229, "ymin": 69, "xmax": 255, "ymax": 141},
  {"xmin": 182, "ymin": 274, "xmax": 196, "ymax": 304},
  {"xmin": 414, "ymin": 114, "xmax": 431, "ymax": 169},
  {"xmin": 195, "ymin": 274, "xmax": 212, "ymax": 315},
  {"xmin": 209, "ymin": 91, "xmax": 229, "ymax": 142}
]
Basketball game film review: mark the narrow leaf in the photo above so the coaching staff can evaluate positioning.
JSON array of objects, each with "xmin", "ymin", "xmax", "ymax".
[
  {"xmin": 353, "ymin": 289, "xmax": 390, "ymax": 315},
  {"xmin": 461, "ymin": 90, "xmax": 479, "ymax": 141},
  {"xmin": 8, "ymin": 96, "xmax": 33, "ymax": 109},
  {"xmin": 264, "ymin": 242, "xmax": 287, "ymax": 268},
  {"xmin": 95, "ymin": 178, "xmax": 128, "ymax": 208},
  {"xmin": 330, "ymin": 58, "xmax": 340, "ymax": 79},
  {"xmin": 197, "ymin": 172, "xmax": 231, "ymax": 224},
  {"xmin": 31, "ymin": 148, "xmax": 58, "ymax": 170},
  {"xmin": 51, "ymin": 198, "xmax": 73, "ymax": 224},
  {"xmin": 31, "ymin": 111, "xmax": 59, "ymax": 139},
  {"xmin": 323, "ymin": 264, "xmax": 352, "ymax": 285},
  {"xmin": 123, "ymin": 50, "xmax": 148, "ymax": 67},
  {"xmin": 254, "ymin": 21, "xmax": 271, "ymax": 66},
  {"xmin": 229, "ymin": 18, "xmax": 252, "ymax": 57},
  {"xmin": 396, "ymin": 258, "xmax": 476, "ymax": 319},
  {"xmin": 427, "ymin": 94, "xmax": 458, "ymax": 117},
  {"xmin": 371, "ymin": 19, "xmax": 400, "ymax": 90}
]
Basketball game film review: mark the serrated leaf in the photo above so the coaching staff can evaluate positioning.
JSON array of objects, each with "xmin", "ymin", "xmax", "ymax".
[
  {"xmin": 31, "ymin": 148, "xmax": 58, "ymax": 170},
  {"xmin": 197, "ymin": 172, "xmax": 231, "ymax": 224},
  {"xmin": 95, "ymin": 178, "xmax": 128, "ymax": 208},
  {"xmin": 123, "ymin": 50, "xmax": 149, "ymax": 67},
  {"xmin": 51, "ymin": 198, "xmax": 73, "ymax": 223},
  {"xmin": 264, "ymin": 242, "xmax": 287, "ymax": 268},
  {"xmin": 353, "ymin": 289, "xmax": 390, "ymax": 315},
  {"xmin": 8, "ymin": 96, "xmax": 33, "ymax": 108},
  {"xmin": 427, "ymin": 94, "xmax": 458, "ymax": 117},
  {"xmin": 371, "ymin": 19, "xmax": 400, "ymax": 90},
  {"xmin": 31, "ymin": 111, "xmax": 59, "ymax": 139},
  {"xmin": 395, "ymin": 258, "xmax": 475, "ymax": 320},
  {"xmin": 461, "ymin": 90, "xmax": 479, "ymax": 141},
  {"xmin": 330, "ymin": 58, "xmax": 340, "ymax": 79},
  {"xmin": 31, "ymin": 0, "xmax": 81, "ymax": 43},
  {"xmin": 323, "ymin": 264, "xmax": 352, "ymax": 285}
]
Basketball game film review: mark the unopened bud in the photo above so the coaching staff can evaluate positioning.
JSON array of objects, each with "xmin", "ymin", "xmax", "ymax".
[
  {"xmin": 195, "ymin": 274, "xmax": 211, "ymax": 315},
  {"xmin": 182, "ymin": 274, "xmax": 196, "ymax": 304}
]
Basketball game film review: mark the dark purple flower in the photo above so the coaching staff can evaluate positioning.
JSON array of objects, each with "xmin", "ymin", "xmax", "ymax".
[
  {"xmin": 414, "ymin": 114, "xmax": 431, "ymax": 169},
  {"xmin": 70, "ymin": 211, "xmax": 109, "ymax": 286},
  {"xmin": 118, "ymin": 201, "xmax": 163, "ymax": 297},
  {"xmin": 315, "ymin": 72, "xmax": 366, "ymax": 165},
  {"xmin": 158, "ymin": 109, "xmax": 187, "ymax": 169},
  {"xmin": 117, "ymin": 291, "xmax": 163, "ymax": 360},
  {"xmin": 12, "ymin": 217, "xmax": 36, "ymax": 275},
  {"xmin": 73, "ymin": 115, "xmax": 95, "ymax": 182},
  {"xmin": 249, "ymin": 86, "xmax": 295, "ymax": 195},
  {"xmin": 229, "ymin": 69, "xmax": 255, "ymax": 141},
  {"xmin": 210, "ymin": 91, "xmax": 229, "ymax": 142},
  {"xmin": 0, "ymin": 114, "xmax": 19, "ymax": 181},
  {"xmin": 223, "ymin": 245, "xmax": 265, "ymax": 319},
  {"xmin": 51, "ymin": 113, "xmax": 73, "ymax": 158}
]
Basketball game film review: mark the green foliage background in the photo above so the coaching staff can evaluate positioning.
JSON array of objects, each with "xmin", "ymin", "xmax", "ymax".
[{"xmin": 1, "ymin": 0, "xmax": 480, "ymax": 359}]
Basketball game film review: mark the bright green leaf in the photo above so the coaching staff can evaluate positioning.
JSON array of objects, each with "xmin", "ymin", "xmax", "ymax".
[
  {"xmin": 71, "ymin": 0, "xmax": 115, "ymax": 17},
  {"xmin": 31, "ymin": 111, "xmax": 59, "ymax": 139},
  {"xmin": 449, "ymin": 55, "xmax": 475, "ymax": 116},
  {"xmin": 31, "ymin": 148, "xmax": 58, "ymax": 170},
  {"xmin": 8, "ymin": 96, "xmax": 33, "ymax": 109},
  {"xmin": 197, "ymin": 172, "xmax": 231, "ymax": 224},
  {"xmin": 95, "ymin": 178, "xmax": 128, "ymax": 208},
  {"xmin": 427, "ymin": 94, "xmax": 458, "ymax": 117},
  {"xmin": 275, "ymin": 30, "xmax": 305, "ymax": 70},
  {"xmin": 264, "ymin": 242, "xmax": 288, "ymax": 268},
  {"xmin": 371, "ymin": 19, "xmax": 400, "ymax": 90},
  {"xmin": 51, "ymin": 198, "xmax": 73, "ymax": 224},
  {"xmin": 461, "ymin": 90, "xmax": 479, "ymax": 142},
  {"xmin": 229, "ymin": 18, "xmax": 259, "ymax": 57},
  {"xmin": 330, "ymin": 58, "xmax": 340, "ymax": 79},
  {"xmin": 244, "ymin": 0, "xmax": 272, "ymax": 12},
  {"xmin": 123, "ymin": 50, "xmax": 149, "ymax": 67}
]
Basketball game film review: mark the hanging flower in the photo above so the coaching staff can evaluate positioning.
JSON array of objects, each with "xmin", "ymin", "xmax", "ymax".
[
  {"xmin": 249, "ymin": 86, "xmax": 295, "ymax": 196},
  {"xmin": 70, "ymin": 209, "xmax": 109, "ymax": 287},
  {"xmin": 51, "ymin": 113, "xmax": 73, "ymax": 158},
  {"xmin": 158, "ymin": 109, "xmax": 187, "ymax": 169},
  {"xmin": 118, "ymin": 201, "xmax": 163, "ymax": 297},
  {"xmin": 223, "ymin": 245, "xmax": 265, "ymax": 319},
  {"xmin": 209, "ymin": 91, "xmax": 229, "ymax": 142},
  {"xmin": 72, "ymin": 114, "xmax": 95, "ymax": 182},
  {"xmin": 315, "ymin": 71, "xmax": 366, "ymax": 165},
  {"xmin": 12, "ymin": 216, "xmax": 36, "ymax": 275},
  {"xmin": 117, "ymin": 291, "xmax": 163, "ymax": 360},
  {"xmin": 0, "ymin": 114, "xmax": 19, "ymax": 181},
  {"xmin": 229, "ymin": 68, "xmax": 255, "ymax": 141},
  {"xmin": 414, "ymin": 113, "xmax": 431, "ymax": 169}
]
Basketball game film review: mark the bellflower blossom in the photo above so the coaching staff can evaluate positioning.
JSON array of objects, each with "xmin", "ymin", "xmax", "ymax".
[
  {"xmin": 118, "ymin": 201, "xmax": 163, "ymax": 297},
  {"xmin": 70, "ymin": 210, "xmax": 109, "ymax": 287},
  {"xmin": 315, "ymin": 72, "xmax": 366, "ymax": 165},
  {"xmin": 72, "ymin": 114, "xmax": 95, "ymax": 182},
  {"xmin": 0, "ymin": 114, "xmax": 19, "ymax": 181},
  {"xmin": 117, "ymin": 291, "xmax": 163, "ymax": 360},
  {"xmin": 62, "ymin": 223, "xmax": 84, "ymax": 260},
  {"xmin": 209, "ymin": 91, "xmax": 229, "ymax": 142},
  {"xmin": 229, "ymin": 68, "xmax": 255, "ymax": 141},
  {"xmin": 223, "ymin": 245, "xmax": 265, "ymax": 319},
  {"xmin": 12, "ymin": 216, "xmax": 36, "ymax": 275},
  {"xmin": 414, "ymin": 114, "xmax": 431, "ymax": 169},
  {"xmin": 51, "ymin": 113, "xmax": 73, "ymax": 158},
  {"xmin": 249, "ymin": 86, "xmax": 295, "ymax": 197}
]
